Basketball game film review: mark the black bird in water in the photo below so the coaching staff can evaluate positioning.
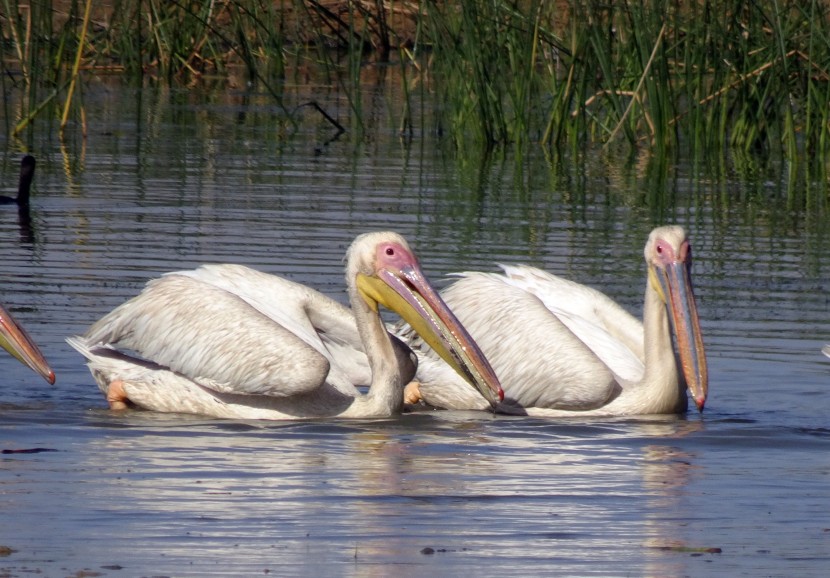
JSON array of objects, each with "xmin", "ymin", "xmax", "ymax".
[{"xmin": 0, "ymin": 155, "xmax": 36, "ymax": 207}]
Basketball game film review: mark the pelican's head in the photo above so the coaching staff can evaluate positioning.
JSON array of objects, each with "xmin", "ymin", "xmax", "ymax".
[
  {"xmin": 645, "ymin": 225, "xmax": 708, "ymax": 412},
  {"xmin": 348, "ymin": 232, "xmax": 503, "ymax": 406},
  {"xmin": 0, "ymin": 301, "xmax": 55, "ymax": 384}
]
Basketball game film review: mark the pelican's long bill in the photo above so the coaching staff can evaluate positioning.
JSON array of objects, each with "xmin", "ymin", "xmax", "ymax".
[
  {"xmin": 357, "ymin": 256, "xmax": 504, "ymax": 407},
  {"xmin": 653, "ymin": 247, "xmax": 708, "ymax": 411},
  {"xmin": 0, "ymin": 302, "xmax": 55, "ymax": 384}
]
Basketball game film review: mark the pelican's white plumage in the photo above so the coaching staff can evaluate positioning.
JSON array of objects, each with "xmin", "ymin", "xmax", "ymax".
[
  {"xmin": 402, "ymin": 225, "xmax": 708, "ymax": 417},
  {"xmin": 69, "ymin": 232, "xmax": 502, "ymax": 420}
]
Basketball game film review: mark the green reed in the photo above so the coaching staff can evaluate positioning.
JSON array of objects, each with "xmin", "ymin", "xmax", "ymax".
[
  {"xmin": 2, "ymin": 1, "xmax": 829, "ymax": 168},
  {"xmin": 418, "ymin": 1, "xmax": 553, "ymax": 147},
  {"xmin": 412, "ymin": 0, "xmax": 829, "ymax": 170}
]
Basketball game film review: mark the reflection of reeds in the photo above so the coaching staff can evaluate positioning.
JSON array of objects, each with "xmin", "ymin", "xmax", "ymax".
[{"xmin": 2, "ymin": 1, "xmax": 829, "ymax": 163}]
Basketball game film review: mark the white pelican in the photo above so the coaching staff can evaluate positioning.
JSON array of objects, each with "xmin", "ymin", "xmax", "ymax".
[
  {"xmin": 0, "ymin": 155, "xmax": 36, "ymax": 206},
  {"xmin": 68, "ymin": 232, "xmax": 503, "ymax": 420},
  {"xmin": 1, "ymin": 300, "xmax": 55, "ymax": 384},
  {"xmin": 401, "ymin": 225, "xmax": 708, "ymax": 417}
]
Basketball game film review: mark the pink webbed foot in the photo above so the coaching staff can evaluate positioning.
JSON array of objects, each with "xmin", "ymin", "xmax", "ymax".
[
  {"xmin": 106, "ymin": 379, "xmax": 130, "ymax": 410},
  {"xmin": 403, "ymin": 381, "xmax": 423, "ymax": 405}
]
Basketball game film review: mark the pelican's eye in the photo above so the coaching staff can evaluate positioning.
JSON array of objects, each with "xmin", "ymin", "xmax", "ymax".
[{"xmin": 385, "ymin": 247, "xmax": 395, "ymax": 256}]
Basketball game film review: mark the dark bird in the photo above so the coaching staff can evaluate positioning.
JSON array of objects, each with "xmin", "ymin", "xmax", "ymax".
[{"xmin": 0, "ymin": 155, "xmax": 36, "ymax": 207}]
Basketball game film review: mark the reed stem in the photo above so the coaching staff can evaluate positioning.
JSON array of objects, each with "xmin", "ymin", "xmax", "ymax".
[{"xmin": 60, "ymin": 0, "xmax": 92, "ymax": 134}]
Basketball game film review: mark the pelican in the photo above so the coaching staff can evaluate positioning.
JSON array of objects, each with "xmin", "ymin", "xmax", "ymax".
[
  {"xmin": 401, "ymin": 225, "xmax": 708, "ymax": 417},
  {"xmin": 0, "ymin": 155, "xmax": 36, "ymax": 206},
  {"xmin": 0, "ymin": 300, "xmax": 55, "ymax": 384},
  {"xmin": 68, "ymin": 232, "xmax": 503, "ymax": 420},
  {"xmin": 823, "ymin": 345, "xmax": 830, "ymax": 359}
]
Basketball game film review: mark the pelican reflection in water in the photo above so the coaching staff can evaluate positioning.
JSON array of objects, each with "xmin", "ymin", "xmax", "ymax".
[
  {"xmin": 401, "ymin": 225, "xmax": 708, "ymax": 417},
  {"xmin": 69, "ymin": 232, "xmax": 502, "ymax": 419}
]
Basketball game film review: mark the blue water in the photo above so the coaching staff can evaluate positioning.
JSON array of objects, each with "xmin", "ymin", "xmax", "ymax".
[{"xmin": 0, "ymin": 83, "xmax": 828, "ymax": 576}]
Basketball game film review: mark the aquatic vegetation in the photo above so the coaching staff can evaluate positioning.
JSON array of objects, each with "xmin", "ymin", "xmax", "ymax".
[{"xmin": 2, "ymin": 1, "xmax": 829, "ymax": 169}]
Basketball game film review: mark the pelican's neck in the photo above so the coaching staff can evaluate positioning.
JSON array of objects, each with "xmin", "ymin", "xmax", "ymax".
[
  {"xmin": 638, "ymin": 280, "xmax": 687, "ymax": 413},
  {"xmin": 343, "ymin": 286, "xmax": 404, "ymax": 417}
]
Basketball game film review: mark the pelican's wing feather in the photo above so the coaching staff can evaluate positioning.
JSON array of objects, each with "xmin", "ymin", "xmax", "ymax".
[
  {"xmin": 409, "ymin": 271, "xmax": 618, "ymax": 410},
  {"xmin": 497, "ymin": 264, "xmax": 645, "ymax": 383},
  {"xmin": 83, "ymin": 272, "xmax": 331, "ymax": 397},
  {"xmin": 66, "ymin": 336, "xmax": 357, "ymax": 419},
  {"xmin": 178, "ymin": 264, "xmax": 372, "ymax": 389}
]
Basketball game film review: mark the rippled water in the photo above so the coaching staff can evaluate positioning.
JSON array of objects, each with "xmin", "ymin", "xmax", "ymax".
[{"xmin": 1, "ymin": 84, "xmax": 829, "ymax": 576}]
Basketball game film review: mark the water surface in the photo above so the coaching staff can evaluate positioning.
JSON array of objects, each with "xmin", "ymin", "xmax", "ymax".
[{"xmin": 0, "ymin": 83, "xmax": 828, "ymax": 577}]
